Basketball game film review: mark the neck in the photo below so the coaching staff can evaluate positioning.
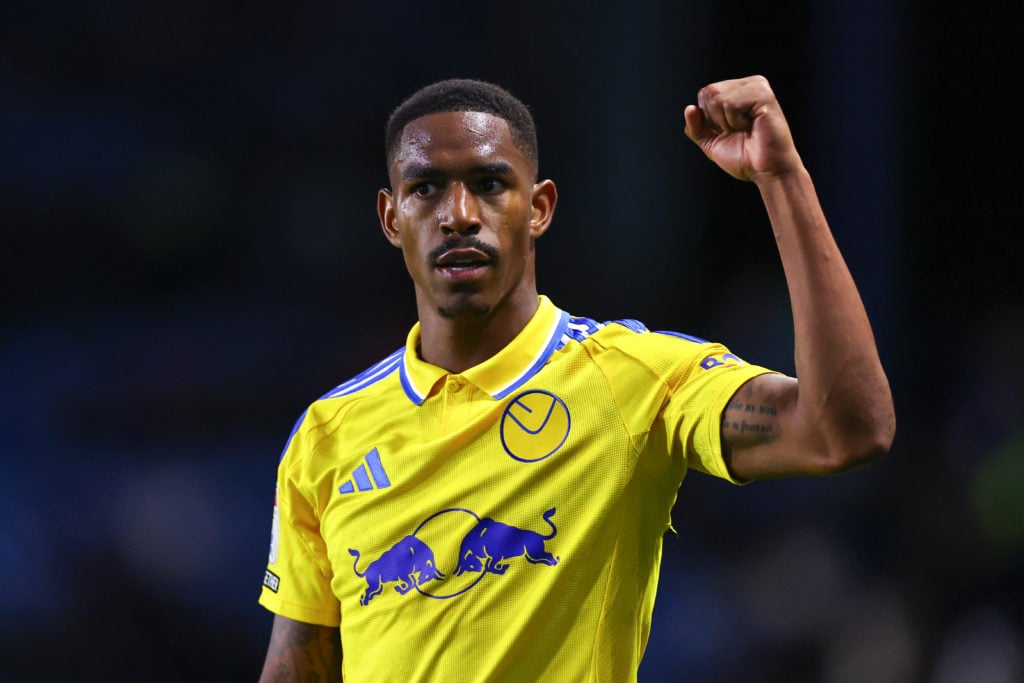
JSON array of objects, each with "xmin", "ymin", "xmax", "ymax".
[{"xmin": 415, "ymin": 290, "xmax": 540, "ymax": 374}]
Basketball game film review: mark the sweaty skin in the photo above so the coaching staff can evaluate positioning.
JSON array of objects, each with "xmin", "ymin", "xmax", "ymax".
[{"xmin": 377, "ymin": 111, "xmax": 557, "ymax": 373}]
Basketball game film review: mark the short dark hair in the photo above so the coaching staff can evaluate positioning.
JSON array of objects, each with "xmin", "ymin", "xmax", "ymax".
[{"xmin": 384, "ymin": 78, "xmax": 538, "ymax": 175}]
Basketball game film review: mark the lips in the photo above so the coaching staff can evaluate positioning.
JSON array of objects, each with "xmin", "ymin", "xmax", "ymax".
[
  {"xmin": 434, "ymin": 247, "xmax": 493, "ymax": 282},
  {"xmin": 435, "ymin": 248, "xmax": 492, "ymax": 268}
]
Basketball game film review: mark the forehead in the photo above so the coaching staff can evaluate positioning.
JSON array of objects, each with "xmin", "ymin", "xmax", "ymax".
[{"xmin": 391, "ymin": 111, "xmax": 527, "ymax": 174}]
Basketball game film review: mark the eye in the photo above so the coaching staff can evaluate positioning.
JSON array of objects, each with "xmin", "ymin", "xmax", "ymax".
[
  {"xmin": 476, "ymin": 177, "xmax": 505, "ymax": 194},
  {"xmin": 411, "ymin": 182, "xmax": 437, "ymax": 197}
]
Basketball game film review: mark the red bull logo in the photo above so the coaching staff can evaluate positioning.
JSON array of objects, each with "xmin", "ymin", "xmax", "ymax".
[
  {"xmin": 349, "ymin": 507, "xmax": 560, "ymax": 605},
  {"xmin": 454, "ymin": 508, "xmax": 559, "ymax": 575},
  {"xmin": 349, "ymin": 535, "xmax": 445, "ymax": 606}
]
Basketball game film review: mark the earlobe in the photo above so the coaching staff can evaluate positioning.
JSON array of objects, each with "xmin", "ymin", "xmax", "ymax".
[
  {"xmin": 378, "ymin": 188, "xmax": 402, "ymax": 247},
  {"xmin": 529, "ymin": 179, "xmax": 558, "ymax": 239}
]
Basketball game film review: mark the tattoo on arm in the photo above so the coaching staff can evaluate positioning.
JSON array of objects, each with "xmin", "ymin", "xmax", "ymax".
[
  {"xmin": 260, "ymin": 617, "xmax": 342, "ymax": 683},
  {"xmin": 721, "ymin": 389, "xmax": 781, "ymax": 449}
]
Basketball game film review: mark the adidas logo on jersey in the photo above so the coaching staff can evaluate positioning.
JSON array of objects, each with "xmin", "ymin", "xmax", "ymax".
[{"xmin": 339, "ymin": 448, "xmax": 392, "ymax": 494}]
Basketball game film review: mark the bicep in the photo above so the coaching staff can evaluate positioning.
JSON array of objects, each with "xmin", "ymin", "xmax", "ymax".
[
  {"xmin": 259, "ymin": 615, "xmax": 342, "ymax": 683},
  {"xmin": 720, "ymin": 373, "xmax": 829, "ymax": 480}
]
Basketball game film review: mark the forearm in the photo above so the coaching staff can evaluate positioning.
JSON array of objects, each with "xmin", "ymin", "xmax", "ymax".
[
  {"xmin": 756, "ymin": 166, "xmax": 895, "ymax": 465},
  {"xmin": 259, "ymin": 615, "xmax": 342, "ymax": 683}
]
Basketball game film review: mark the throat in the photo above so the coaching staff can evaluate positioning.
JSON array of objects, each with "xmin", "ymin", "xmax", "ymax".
[
  {"xmin": 421, "ymin": 316, "xmax": 505, "ymax": 373},
  {"xmin": 418, "ymin": 299, "xmax": 537, "ymax": 374},
  {"xmin": 415, "ymin": 287, "xmax": 540, "ymax": 373}
]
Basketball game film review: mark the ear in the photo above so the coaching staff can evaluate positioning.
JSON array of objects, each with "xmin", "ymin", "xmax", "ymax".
[
  {"xmin": 529, "ymin": 179, "xmax": 558, "ymax": 239},
  {"xmin": 378, "ymin": 188, "xmax": 402, "ymax": 248}
]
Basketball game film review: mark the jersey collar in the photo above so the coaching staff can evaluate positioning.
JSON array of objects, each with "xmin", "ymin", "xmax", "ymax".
[{"xmin": 399, "ymin": 295, "xmax": 570, "ymax": 405}]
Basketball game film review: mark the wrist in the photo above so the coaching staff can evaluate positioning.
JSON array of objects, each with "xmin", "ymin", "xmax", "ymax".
[{"xmin": 751, "ymin": 160, "xmax": 810, "ymax": 190}]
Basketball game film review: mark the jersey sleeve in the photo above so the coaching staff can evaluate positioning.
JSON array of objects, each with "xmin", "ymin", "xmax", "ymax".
[
  {"xmin": 589, "ymin": 325, "xmax": 778, "ymax": 484},
  {"xmin": 258, "ymin": 412, "xmax": 341, "ymax": 627},
  {"xmin": 659, "ymin": 337, "xmax": 778, "ymax": 484}
]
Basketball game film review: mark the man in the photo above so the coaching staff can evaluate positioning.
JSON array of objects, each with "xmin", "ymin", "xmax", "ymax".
[{"xmin": 257, "ymin": 76, "xmax": 894, "ymax": 682}]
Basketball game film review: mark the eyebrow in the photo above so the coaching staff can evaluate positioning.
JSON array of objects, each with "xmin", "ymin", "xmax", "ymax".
[{"xmin": 402, "ymin": 161, "xmax": 515, "ymax": 181}]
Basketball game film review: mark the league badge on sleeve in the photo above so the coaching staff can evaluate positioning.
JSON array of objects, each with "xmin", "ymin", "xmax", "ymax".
[{"xmin": 268, "ymin": 486, "xmax": 280, "ymax": 565}]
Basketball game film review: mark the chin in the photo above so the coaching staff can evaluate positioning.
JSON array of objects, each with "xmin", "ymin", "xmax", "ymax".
[{"xmin": 436, "ymin": 300, "xmax": 494, "ymax": 321}]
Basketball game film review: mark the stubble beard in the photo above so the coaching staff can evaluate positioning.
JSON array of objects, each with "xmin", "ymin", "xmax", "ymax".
[{"xmin": 436, "ymin": 299, "xmax": 493, "ymax": 321}]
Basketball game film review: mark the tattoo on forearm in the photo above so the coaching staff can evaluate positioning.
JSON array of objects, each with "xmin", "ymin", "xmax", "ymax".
[{"xmin": 262, "ymin": 619, "xmax": 342, "ymax": 683}]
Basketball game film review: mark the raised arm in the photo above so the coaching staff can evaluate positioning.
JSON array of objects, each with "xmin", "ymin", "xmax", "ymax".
[
  {"xmin": 259, "ymin": 615, "xmax": 342, "ymax": 683},
  {"xmin": 683, "ymin": 75, "xmax": 895, "ymax": 480}
]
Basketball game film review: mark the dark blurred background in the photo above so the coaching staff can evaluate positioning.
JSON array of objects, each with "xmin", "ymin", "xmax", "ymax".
[{"xmin": 2, "ymin": 1, "xmax": 1022, "ymax": 681}]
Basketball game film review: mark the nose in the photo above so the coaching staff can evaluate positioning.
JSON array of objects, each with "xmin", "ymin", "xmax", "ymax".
[{"xmin": 438, "ymin": 182, "xmax": 481, "ymax": 235}]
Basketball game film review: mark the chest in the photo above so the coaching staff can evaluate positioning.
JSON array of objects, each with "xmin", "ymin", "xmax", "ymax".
[{"xmin": 313, "ymin": 359, "xmax": 670, "ymax": 617}]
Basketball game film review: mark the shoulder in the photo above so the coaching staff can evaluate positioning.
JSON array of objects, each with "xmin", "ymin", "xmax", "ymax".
[
  {"xmin": 555, "ymin": 312, "xmax": 727, "ymax": 382},
  {"xmin": 315, "ymin": 347, "xmax": 406, "ymax": 403},
  {"xmin": 558, "ymin": 313, "xmax": 711, "ymax": 358},
  {"xmin": 278, "ymin": 347, "xmax": 406, "ymax": 460}
]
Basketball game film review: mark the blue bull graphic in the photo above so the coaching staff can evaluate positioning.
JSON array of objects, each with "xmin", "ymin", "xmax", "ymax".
[
  {"xmin": 349, "ymin": 535, "xmax": 444, "ymax": 606},
  {"xmin": 454, "ymin": 507, "xmax": 560, "ymax": 575}
]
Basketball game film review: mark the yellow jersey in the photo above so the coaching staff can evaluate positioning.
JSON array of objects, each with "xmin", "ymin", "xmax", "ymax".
[{"xmin": 259, "ymin": 295, "xmax": 774, "ymax": 682}]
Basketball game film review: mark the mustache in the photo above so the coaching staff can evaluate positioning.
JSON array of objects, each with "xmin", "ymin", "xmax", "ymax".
[{"xmin": 428, "ymin": 237, "xmax": 499, "ymax": 262}]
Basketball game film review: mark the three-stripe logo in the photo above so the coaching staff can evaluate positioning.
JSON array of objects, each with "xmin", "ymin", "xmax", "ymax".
[{"xmin": 339, "ymin": 448, "xmax": 392, "ymax": 494}]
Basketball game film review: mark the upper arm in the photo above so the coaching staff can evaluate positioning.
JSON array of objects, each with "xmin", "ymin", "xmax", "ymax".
[
  {"xmin": 259, "ymin": 614, "xmax": 342, "ymax": 683},
  {"xmin": 721, "ymin": 372, "xmax": 882, "ymax": 480}
]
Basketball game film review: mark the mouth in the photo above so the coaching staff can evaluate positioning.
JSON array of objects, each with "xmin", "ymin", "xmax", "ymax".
[{"xmin": 434, "ymin": 248, "xmax": 494, "ymax": 280}]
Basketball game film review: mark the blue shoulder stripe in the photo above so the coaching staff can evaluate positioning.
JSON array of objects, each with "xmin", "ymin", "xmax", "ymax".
[
  {"xmin": 556, "ymin": 316, "xmax": 652, "ymax": 348},
  {"xmin": 556, "ymin": 316, "xmax": 708, "ymax": 348},
  {"xmin": 655, "ymin": 330, "xmax": 709, "ymax": 344},
  {"xmin": 611, "ymin": 318, "xmax": 648, "ymax": 333},
  {"xmin": 279, "ymin": 409, "xmax": 308, "ymax": 462},
  {"xmin": 557, "ymin": 316, "xmax": 603, "ymax": 348},
  {"xmin": 278, "ymin": 348, "xmax": 403, "ymax": 461},
  {"xmin": 324, "ymin": 348, "xmax": 403, "ymax": 399}
]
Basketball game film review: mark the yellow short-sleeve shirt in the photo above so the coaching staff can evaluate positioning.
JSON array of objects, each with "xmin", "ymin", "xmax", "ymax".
[{"xmin": 259, "ymin": 296, "xmax": 775, "ymax": 682}]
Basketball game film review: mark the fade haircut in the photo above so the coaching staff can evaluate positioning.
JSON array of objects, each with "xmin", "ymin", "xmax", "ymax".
[{"xmin": 385, "ymin": 78, "xmax": 539, "ymax": 176}]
